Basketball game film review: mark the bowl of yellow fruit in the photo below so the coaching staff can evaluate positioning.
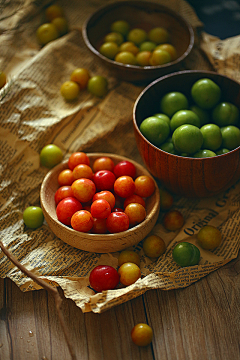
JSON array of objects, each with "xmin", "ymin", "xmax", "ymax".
[{"xmin": 82, "ymin": 1, "xmax": 194, "ymax": 84}]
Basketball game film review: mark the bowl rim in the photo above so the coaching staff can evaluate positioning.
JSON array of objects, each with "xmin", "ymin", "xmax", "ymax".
[
  {"xmin": 40, "ymin": 153, "xmax": 161, "ymax": 243},
  {"xmin": 133, "ymin": 69, "xmax": 240, "ymax": 160},
  {"xmin": 82, "ymin": 0, "xmax": 195, "ymax": 72}
]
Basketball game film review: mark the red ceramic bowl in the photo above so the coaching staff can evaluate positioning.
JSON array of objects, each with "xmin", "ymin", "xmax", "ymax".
[
  {"xmin": 82, "ymin": 1, "xmax": 194, "ymax": 84},
  {"xmin": 133, "ymin": 70, "xmax": 240, "ymax": 198}
]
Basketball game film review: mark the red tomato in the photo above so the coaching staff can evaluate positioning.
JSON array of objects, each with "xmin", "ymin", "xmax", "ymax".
[
  {"xmin": 92, "ymin": 156, "xmax": 115, "ymax": 173},
  {"xmin": 123, "ymin": 194, "xmax": 146, "ymax": 208},
  {"xmin": 71, "ymin": 178, "xmax": 96, "ymax": 203},
  {"xmin": 92, "ymin": 190, "xmax": 116, "ymax": 209},
  {"xmin": 71, "ymin": 210, "xmax": 94, "ymax": 232},
  {"xmin": 68, "ymin": 152, "xmax": 90, "ymax": 170},
  {"xmin": 90, "ymin": 199, "xmax": 111, "ymax": 219},
  {"xmin": 93, "ymin": 170, "xmax": 116, "ymax": 191},
  {"xmin": 56, "ymin": 197, "xmax": 82, "ymax": 226},
  {"xmin": 134, "ymin": 175, "xmax": 155, "ymax": 198},
  {"xmin": 124, "ymin": 203, "xmax": 146, "ymax": 226},
  {"xmin": 92, "ymin": 218, "xmax": 108, "ymax": 234},
  {"xmin": 106, "ymin": 212, "xmax": 129, "ymax": 233},
  {"xmin": 114, "ymin": 176, "xmax": 135, "ymax": 198},
  {"xmin": 57, "ymin": 169, "xmax": 74, "ymax": 186},
  {"xmin": 113, "ymin": 160, "xmax": 136, "ymax": 178},
  {"xmin": 89, "ymin": 265, "xmax": 120, "ymax": 292},
  {"xmin": 72, "ymin": 163, "xmax": 94, "ymax": 180},
  {"xmin": 54, "ymin": 186, "xmax": 74, "ymax": 205}
]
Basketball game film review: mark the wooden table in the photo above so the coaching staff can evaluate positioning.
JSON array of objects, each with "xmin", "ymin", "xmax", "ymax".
[{"xmin": 1, "ymin": 250, "xmax": 239, "ymax": 360}]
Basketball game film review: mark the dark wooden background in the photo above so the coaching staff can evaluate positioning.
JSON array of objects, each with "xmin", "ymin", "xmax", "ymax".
[{"xmin": 1, "ymin": 250, "xmax": 240, "ymax": 360}]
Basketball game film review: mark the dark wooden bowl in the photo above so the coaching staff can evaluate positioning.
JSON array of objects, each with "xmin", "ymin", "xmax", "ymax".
[
  {"xmin": 40, "ymin": 153, "xmax": 160, "ymax": 253},
  {"xmin": 82, "ymin": 1, "xmax": 194, "ymax": 84},
  {"xmin": 133, "ymin": 70, "xmax": 240, "ymax": 198}
]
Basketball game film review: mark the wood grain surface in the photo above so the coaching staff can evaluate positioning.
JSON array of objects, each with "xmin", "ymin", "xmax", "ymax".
[{"xmin": 1, "ymin": 251, "xmax": 240, "ymax": 360}]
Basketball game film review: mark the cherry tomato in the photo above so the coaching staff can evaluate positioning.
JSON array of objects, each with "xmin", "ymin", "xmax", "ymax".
[
  {"xmin": 172, "ymin": 242, "xmax": 200, "ymax": 267},
  {"xmin": 54, "ymin": 185, "xmax": 74, "ymax": 205},
  {"xmin": 58, "ymin": 169, "xmax": 74, "ymax": 186},
  {"xmin": 87, "ymin": 76, "xmax": 108, "ymax": 97},
  {"xmin": 72, "ymin": 163, "xmax": 94, "ymax": 180},
  {"xmin": 60, "ymin": 81, "xmax": 80, "ymax": 101},
  {"xmin": 118, "ymin": 250, "xmax": 140, "ymax": 267},
  {"xmin": 124, "ymin": 203, "xmax": 146, "ymax": 226},
  {"xmin": 45, "ymin": 4, "xmax": 64, "ymax": 21},
  {"xmin": 89, "ymin": 265, "xmax": 120, "ymax": 292},
  {"xmin": 92, "ymin": 218, "xmax": 108, "ymax": 234},
  {"xmin": 92, "ymin": 156, "xmax": 115, "ymax": 173},
  {"xmin": 142, "ymin": 235, "xmax": 166, "ymax": 258},
  {"xmin": 90, "ymin": 199, "xmax": 111, "ymax": 219},
  {"xmin": 71, "ymin": 210, "xmax": 94, "ymax": 232},
  {"xmin": 113, "ymin": 160, "xmax": 136, "ymax": 178},
  {"xmin": 51, "ymin": 17, "xmax": 68, "ymax": 36},
  {"xmin": 23, "ymin": 206, "xmax": 44, "ymax": 229},
  {"xmin": 36, "ymin": 23, "xmax": 59, "ymax": 45},
  {"xmin": 70, "ymin": 68, "xmax": 90, "ymax": 90},
  {"xmin": 159, "ymin": 188, "xmax": 173, "ymax": 211},
  {"xmin": 106, "ymin": 212, "xmax": 129, "ymax": 233},
  {"xmin": 118, "ymin": 262, "xmax": 141, "ymax": 286},
  {"xmin": 112, "ymin": 207, "xmax": 124, "ymax": 212},
  {"xmin": 131, "ymin": 323, "xmax": 153, "ymax": 347},
  {"xmin": 163, "ymin": 210, "xmax": 184, "ymax": 231},
  {"xmin": 56, "ymin": 197, "xmax": 82, "ymax": 226},
  {"xmin": 71, "ymin": 178, "xmax": 96, "ymax": 203},
  {"xmin": 123, "ymin": 194, "xmax": 146, "ymax": 209},
  {"xmin": 93, "ymin": 170, "xmax": 116, "ymax": 191},
  {"xmin": 92, "ymin": 190, "xmax": 116, "ymax": 209},
  {"xmin": 68, "ymin": 152, "xmax": 90, "ymax": 170},
  {"xmin": 114, "ymin": 176, "xmax": 135, "ymax": 198},
  {"xmin": 134, "ymin": 175, "xmax": 155, "ymax": 198},
  {"xmin": 197, "ymin": 225, "xmax": 222, "ymax": 250},
  {"xmin": 40, "ymin": 144, "xmax": 63, "ymax": 168}
]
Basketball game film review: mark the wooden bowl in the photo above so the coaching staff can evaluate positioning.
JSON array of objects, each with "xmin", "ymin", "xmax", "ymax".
[
  {"xmin": 82, "ymin": 1, "xmax": 194, "ymax": 84},
  {"xmin": 40, "ymin": 153, "xmax": 160, "ymax": 253},
  {"xmin": 133, "ymin": 70, "xmax": 240, "ymax": 198}
]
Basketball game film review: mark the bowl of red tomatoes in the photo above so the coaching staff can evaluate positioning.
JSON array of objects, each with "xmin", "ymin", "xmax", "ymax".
[{"xmin": 40, "ymin": 152, "xmax": 160, "ymax": 253}]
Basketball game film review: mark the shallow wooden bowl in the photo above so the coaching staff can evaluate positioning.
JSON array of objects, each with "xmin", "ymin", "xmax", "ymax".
[
  {"xmin": 82, "ymin": 1, "xmax": 194, "ymax": 84},
  {"xmin": 40, "ymin": 153, "xmax": 160, "ymax": 253},
  {"xmin": 133, "ymin": 70, "xmax": 240, "ymax": 198}
]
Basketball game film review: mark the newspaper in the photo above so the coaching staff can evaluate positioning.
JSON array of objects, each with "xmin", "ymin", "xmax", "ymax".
[{"xmin": 0, "ymin": 0, "xmax": 240, "ymax": 313}]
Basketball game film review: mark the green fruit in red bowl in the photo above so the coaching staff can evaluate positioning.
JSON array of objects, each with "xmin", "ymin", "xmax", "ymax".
[
  {"xmin": 191, "ymin": 78, "xmax": 221, "ymax": 110},
  {"xmin": 212, "ymin": 102, "xmax": 239, "ymax": 127}
]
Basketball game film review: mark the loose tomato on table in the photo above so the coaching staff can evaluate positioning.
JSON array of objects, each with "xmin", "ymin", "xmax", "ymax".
[
  {"xmin": 131, "ymin": 323, "xmax": 153, "ymax": 347},
  {"xmin": 172, "ymin": 242, "xmax": 200, "ymax": 267},
  {"xmin": 89, "ymin": 265, "xmax": 120, "ymax": 292}
]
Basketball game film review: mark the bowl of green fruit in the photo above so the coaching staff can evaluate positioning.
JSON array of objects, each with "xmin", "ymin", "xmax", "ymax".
[
  {"xmin": 82, "ymin": 1, "xmax": 194, "ymax": 84},
  {"xmin": 133, "ymin": 70, "xmax": 240, "ymax": 198}
]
